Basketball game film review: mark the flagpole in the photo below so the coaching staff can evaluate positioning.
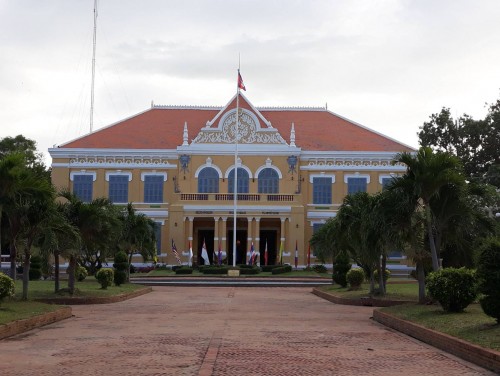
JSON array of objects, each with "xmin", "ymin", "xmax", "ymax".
[{"xmin": 233, "ymin": 67, "xmax": 240, "ymax": 267}]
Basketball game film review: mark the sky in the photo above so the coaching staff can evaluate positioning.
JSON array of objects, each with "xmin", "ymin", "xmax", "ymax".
[{"xmin": 1, "ymin": 0, "xmax": 500, "ymax": 165}]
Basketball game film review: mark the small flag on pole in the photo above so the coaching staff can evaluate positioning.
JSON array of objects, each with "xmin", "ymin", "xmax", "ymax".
[
  {"xmin": 189, "ymin": 240, "xmax": 193, "ymax": 267},
  {"xmin": 218, "ymin": 241, "xmax": 222, "ymax": 265},
  {"xmin": 201, "ymin": 239, "xmax": 210, "ymax": 265},
  {"xmin": 295, "ymin": 240, "xmax": 298, "ymax": 269},
  {"xmin": 264, "ymin": 240, "xmax": 268, "ymax": 266},
  {"xmin": 238, "ymin": 71, "xmax": 246, "ymax": 91},
  {"xmin": 307, "ymin": 244, "xmax": 311, "ymax": 268},
  {"xmin": 172, "ymin": 239, "xmax": 181, "ymax": 265},
  {"xmin": 248, "ymin": 241, "xmax": 256, "ymax": 265}
]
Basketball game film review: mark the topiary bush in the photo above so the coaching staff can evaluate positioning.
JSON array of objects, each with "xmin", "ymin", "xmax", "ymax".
[
  {"xmin": 271, "ymin": 265, "xmax": 292, "ymax": 275},
  {"xmin": 76, "ymin": 265, "xmax": 88, "ymax": 282},
  {"xmin": 426, "ymin": 267, "xmax": 477, "ymax": 313},
  {"xmin": 29, "ymin": 255, "xmax": 42, "ymax": 280},
  {"xmin": 312, "ymin": 264, "xmax": 327, "ymax": 273},
  {"xmin": 346, "ymin": 268, "xmax": 364, "ymax": 290},
  {"xmin": 113, "ymin": 251, "xmax": 129, "ymax": 286},
  {"xmin": 95, "ymin": 268, "xmax": 114, "ymax": 289},
  {"xmin": 373, "ymin": 268, "xmax": 391, "ymax": 283},
  {"xmin": 332, "ymin": 252, "xmax": 351, "ymax": 287},
  {"xmin": 476, "ymin": 239, "xmax": 500, "ymax": 323},
  {"xmin": 0, "ymin": 272, "xmax": 15, "ymax": 303}
]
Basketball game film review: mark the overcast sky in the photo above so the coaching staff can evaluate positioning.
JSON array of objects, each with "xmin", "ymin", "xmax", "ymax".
[{"xmin": 1, "ymin": 0, "xmax": 500, "ymax": 164}]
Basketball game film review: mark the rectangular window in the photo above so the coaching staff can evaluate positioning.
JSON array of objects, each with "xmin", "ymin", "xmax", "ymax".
[
  {"xmin": 381, "ymin": 177, "xmax": 392, "ymax": 191},
  {"xmin": 347, "ymin": 177, "xmax": 367, "ymax": 194},
  {"xmin": 109, "ymin": 175, "xmax": 129, "ymax": 203},
  {"xmin": 144, "ymin": 176, "xmax": 164, "ymax": 203},
  {"xmin": 154, "ymin": 223, "xmax": 162, "ymax": 256},
  {"xmin": 313, "ymin": 177, "xmax": 332, "ymax": 204},
  {"xmin": 313, "ymin": 223, "xmax": 324, "ymax": 233},
  {"xmin": 73, "ymin": 175, "xmax": 93, "ymax": 202}
]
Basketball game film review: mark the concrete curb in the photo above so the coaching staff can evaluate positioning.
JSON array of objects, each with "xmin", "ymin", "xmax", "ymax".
[
  {"xmin": 0, "ymin": 306, "xmax": 72, "ymax": 340},
  {"xmin": 311, "ymin": 287, "xmax": 413, "ymax": 307},
  {"xmin": 373, "ymin": 309, "xmax": 500, "ymax": 374},
  {"xmin": 35, "ymin": 286, "xmax": 152, "ymax": 305}
]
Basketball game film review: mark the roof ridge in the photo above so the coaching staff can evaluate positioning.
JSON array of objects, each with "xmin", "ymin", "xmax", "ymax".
[
  {"xmin": 152, "ymin": 104, "xmax": 326, "ymax": 111},
  {"xmin": 152, "ymin": 105, "xmax": 223, "ymax": 110}
]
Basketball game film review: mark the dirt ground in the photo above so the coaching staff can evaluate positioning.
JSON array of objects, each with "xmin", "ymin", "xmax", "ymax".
[{"xmin": 0, "ymin": 286, "xmax": 494, "ymax": 375}]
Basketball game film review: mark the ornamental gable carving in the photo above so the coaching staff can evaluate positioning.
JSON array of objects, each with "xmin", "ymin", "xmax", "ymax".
[{"xmin": 192, "ymin": 108, "xmax": 287, "ymax": 145}]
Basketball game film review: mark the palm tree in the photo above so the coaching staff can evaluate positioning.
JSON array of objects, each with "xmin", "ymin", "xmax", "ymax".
[
  {"xmin": 118, "ymin": 203, "xmax": 156, "ymax": 281},
  {"xmin": 59, "ymin": 192, "xmax": 119, "ymax": 294},
  {"xmin": 393, "ymin": 147, "xmax": 464, "ymax": 271}
]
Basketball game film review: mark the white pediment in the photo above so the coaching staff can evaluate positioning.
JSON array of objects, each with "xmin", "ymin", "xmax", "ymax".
[{"xmin": 192, "ymin": 107, "xmax": 287, "ymax": 145}]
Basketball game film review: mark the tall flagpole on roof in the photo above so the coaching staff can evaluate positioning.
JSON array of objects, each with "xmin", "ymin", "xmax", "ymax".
[
  {"xmin": 232, "ymin": 56, "xmax": 240, "ymax": 267},
  {"xmin": 90, "ymin": 0, "xmax": 97, "ymax": 133}
]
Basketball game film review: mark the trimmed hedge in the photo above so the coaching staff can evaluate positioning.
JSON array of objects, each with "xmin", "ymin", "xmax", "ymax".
[
  {"xmin": 332, "ymin": 252, "xmax": 351, "ymax": 287},
  {"xmin": 201, "ymin": 266, "xmax": 229, "ymax": 275},
  {"xmin": 0, "ymin": 272, "xmax": 15, "ymax": 302},
  {"xmin": 312, "ymin": 264, "xmax": 327, "ymax": 273},
  {"xmin": 29, "ymin": 255, "xmax": 42, "ymax": 281},
  {"xmin": 175, "ymin": 267, "xmax": 193, "ymax": 275},
  {"xmin": 76, "ymin": 265, "xmax": 88, "ymax": 282},
  {"xmin": 477, "ymin": 239, "xmax": 500, "ymax": 323},
  {"xmin": 261, "ymin": 265, "xmax": 281, "ymax": 272},
  {"xmin": 237, "ymin": 264, "xmax": 254, "ymax": 269},
  {"xmin": 240, "ymin": 266, "xmax": 260, "ymax": 275},
  {"xmin": 271, "ymin": 265, "xmax": 292, "ymax": 275}
]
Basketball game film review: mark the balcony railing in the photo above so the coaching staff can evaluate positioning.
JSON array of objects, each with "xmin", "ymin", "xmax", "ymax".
[{"xmin": 179, "ymin": 193, "xmax": 296, "ymax": 202}]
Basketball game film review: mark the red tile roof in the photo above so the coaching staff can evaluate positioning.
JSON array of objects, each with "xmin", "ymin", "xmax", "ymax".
[{"xmin": 61, "ymin": 96, "xmax": 414, "ymax": 152}]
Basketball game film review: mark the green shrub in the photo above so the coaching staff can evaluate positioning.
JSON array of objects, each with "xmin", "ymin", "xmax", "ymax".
[
  {"xmin": 76, "ymin": 265, "xmax": 88, "ymax": 282},
  {"xmin": 373, "ymin": 268, "xmax": 391, "ymax": 282},
  {"xmin": 113, "ymin": 251, "xmax": 129, "ymax": 286},
  {"xmin": 346, "ymin": 268, "xmax": 364, "ymax": 289},
  {"xmin": 237, "ymin": 264, "xmax": 254, "ymax": 269},
  {"xmin": 312, "ymin": 264, "xmax": 327, "ymax": 273},
  {"xmin": 201, "ymin": 266, "xmax": 229, "ymax": 275},
  {"xmin": 29, "ymin": 255, "xmax": 42, "ymax": 280},
  {"xmin": 261, "ymin": 265, "xmax": 280, "ymax": 272},
  {"xmin": 95, "ymin": 268, "xmax": 114, "ymax": 289},
  {"xmin": 476, "ymin": 239, "xmax": 500, "ymax": 322},
  {"xmin": 426, "ymin": 267, "xmax": 477, "ymax": 312},
  {"xmin": 175, "ymin": 267, "xmax": 193, "ymax": 275},
  {"xmin": 271, "ymin": 265, "xmax": 292, "ymax": 275},
  {"xmin": 332, "ymin": 252, "xmax": 351, "ymax": 287},
  {"xmin": 240, "ymin": 266, "xmax": 260, "ymax": 275},
  {"xmin": 0, "ymin": 273, "xmax": 15, "ymax": 302}
]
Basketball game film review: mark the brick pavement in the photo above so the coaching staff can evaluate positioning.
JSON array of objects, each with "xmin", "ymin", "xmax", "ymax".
[{"xmin": 0, "ymin": 287, "xmax": 494, "ymax": 375}]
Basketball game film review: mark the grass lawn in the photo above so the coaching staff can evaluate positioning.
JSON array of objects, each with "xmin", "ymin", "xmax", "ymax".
[
  {"xmin": 321, "ymin": 282, "xmax": 418, "ymax": 300},
  {"xmin": 0, "ymin": 279, "xmax": 146, "ymax": 326},
  {"xmin": 381, "ymin": 303, "xmax": 500, "ymax": 351}
]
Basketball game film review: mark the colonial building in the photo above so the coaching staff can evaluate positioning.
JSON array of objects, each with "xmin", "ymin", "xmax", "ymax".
[{"xmin": 49, "ymin": 92, "xmax": 413, "ymax": 266}]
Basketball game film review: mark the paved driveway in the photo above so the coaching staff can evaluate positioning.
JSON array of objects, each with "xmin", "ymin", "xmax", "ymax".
[{"xmin": 0, "ymin": 287, "xmax": 493, "ymax": 375}]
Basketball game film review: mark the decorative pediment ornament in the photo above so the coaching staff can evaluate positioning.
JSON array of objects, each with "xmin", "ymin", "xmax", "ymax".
[{"xmin": 192, "ymin": 108, "xmax": 287, "ymax": 145}]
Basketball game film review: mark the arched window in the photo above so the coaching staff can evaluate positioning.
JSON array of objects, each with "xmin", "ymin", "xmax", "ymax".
[
  {"xmin": 228, "ymin": 168, "xmax": 249, "ymax": 193},
  {"xmin": 198, "ymin": 167, "xmax": 219, "ymax": 193},
  {"xmin": 258, "ymin": 168, "xmax": 279, "ymax": 193}
]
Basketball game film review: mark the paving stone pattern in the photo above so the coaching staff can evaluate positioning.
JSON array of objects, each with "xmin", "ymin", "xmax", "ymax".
[{"xmin": 0, "ymin": 287, "xmax": 494, "ymax": 375}]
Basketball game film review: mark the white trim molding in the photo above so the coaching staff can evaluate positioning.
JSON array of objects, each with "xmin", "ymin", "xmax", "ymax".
[
  {"xmin": 194, "ymin": 160, "xmax": 223, "ymax": 178},
  {"xmin": 379, "ymin": 173, "xmax": 398, "ymax": 184},
  {"xmin": 105, "ymin": 171, "xmax": 133, "ymax": 182},
  {"xmin": 224, "ymin": 162, "xmax": 253, "ymax": 179},
  {"xmin": 141, "ymin": 172, "xmax": 168, "ymax": 181},
  {"xmin": 69, "ymin": 171, "xmax": 97, "ymax": 182},
  {"xmin": 344, "ymin": 173, "xmax": 371, "ymax": 184},
  {"xmin": 255, "ymin": 160, "xmax": 283, "ymax": 179},
  {"xmin": 309, "ymin": 173, "xmax": 336, "ymax": 184}
]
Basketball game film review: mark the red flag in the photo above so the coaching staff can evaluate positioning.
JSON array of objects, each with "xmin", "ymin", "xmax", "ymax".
[
  {"xmin": 264, "ymin": 240, "xmax": 268, "ymax": 266},
  {"xmin": 238, "ymin": 71, "xmax": 246, "ymax": 91}
]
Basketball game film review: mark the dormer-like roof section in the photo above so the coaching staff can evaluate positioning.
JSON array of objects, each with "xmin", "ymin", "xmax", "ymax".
[{"xmin": 59, "ymin": 100, "xmax": 414, "ymax": 152}]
